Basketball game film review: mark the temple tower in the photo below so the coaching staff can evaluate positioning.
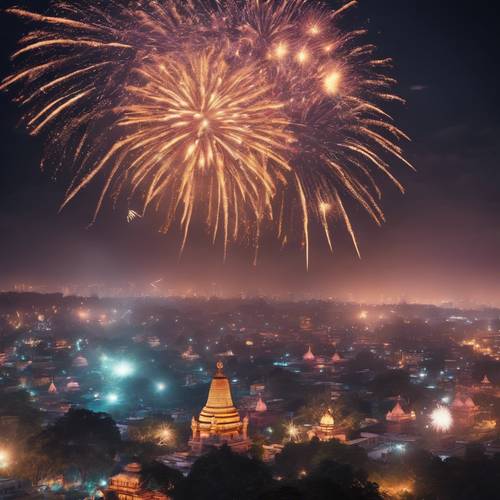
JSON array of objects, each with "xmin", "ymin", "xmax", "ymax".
[{"xmin": 189, "ymin": 361, "xmax": 250, "ymax": 455}]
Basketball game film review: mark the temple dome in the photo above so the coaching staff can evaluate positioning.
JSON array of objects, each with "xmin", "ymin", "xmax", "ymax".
[
  {"xmin": 255, "ymin": 396, "xmax": 267, "ymax": 413},
  {"xmin": 386, "ymin": 397, "xmax": 415, "ymax": 422},
  {"xmin": 320, "ymin": 410, "xmax": 334, "ymax": 427},
  {"xmin": 189, "ymin": 361, "xmax": 250, "ymax": 454},
  {"xmin": 198, "ymin": 361, "xmax": 242, "ymax": 432},
  {"xmin": 303, "ymin": 346, "xmax": 315, "ymax": 361}
]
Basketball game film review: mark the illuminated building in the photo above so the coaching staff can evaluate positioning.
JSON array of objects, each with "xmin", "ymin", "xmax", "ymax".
[
  {"xmin": 303, "ymin": 345, "xmax": 316, "ymax": 362},
  {"xmin": 189, "ymin": 362, "xmax": 250, "ymax": 455},
  {"xmin": 299, "ymin": 316, "xmax": 313, "ymax": 331},
  {"xmin": 48, "ymin": 380, "xmax": 58, "ymax": 394},
  {"xmin": 451, "ymin": 394, "xmax": 479, "ymax": 428},
  {"xmin": 307, "ymin": 410, "xmax": 347, "ymax": 442},
  {"xmin": 105, "ymin": 462, "xmax": 169, "ymax": 500},
  {"xmin": 255, "ymin": 396, "xmax": 267, "ymax": 413},
  {"xmin": 181, "ymin": 346, "xmax": 200, "ymax": 361},
  {"xmin": 386, "ymin": 397, "xmax": 416, "ymax": 423}
]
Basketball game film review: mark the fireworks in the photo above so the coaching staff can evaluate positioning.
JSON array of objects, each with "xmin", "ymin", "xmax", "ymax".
[
  {"xmin": 1, "ymin": 0, "xmax": 412, "ymax": 265},
  {"xmin": 430, "ymin": 405, "xmax": 453, "ymax": 433}
]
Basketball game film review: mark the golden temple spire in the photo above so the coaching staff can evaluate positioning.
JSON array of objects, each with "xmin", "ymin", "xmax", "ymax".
[{"xmin": 189, "ymin": 361, "xmax": 250, "ymax": 454}]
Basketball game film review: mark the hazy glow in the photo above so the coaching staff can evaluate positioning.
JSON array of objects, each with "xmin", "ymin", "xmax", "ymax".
[
  {"xmin": 106, "ymin": 393, "xmax": 119, "ymax": 404},
  {"xmin": 0, "ymin": 450, "xmax": 9, "ymax": 469},
  {"xmin": 113, "ymin": 361, "xmax": 134, "ymax": 378}
]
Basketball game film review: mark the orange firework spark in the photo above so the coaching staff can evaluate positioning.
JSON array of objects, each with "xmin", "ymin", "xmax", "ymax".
[{"xmin": 1, "ymin": 0, "xmax": 412, "ymax": 266}]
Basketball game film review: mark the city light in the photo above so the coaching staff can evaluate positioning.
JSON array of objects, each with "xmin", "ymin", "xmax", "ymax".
[
  {"xmin": 0, "ymin": 450, "xmax": 9, "ymax": 469},
  {"xmin": 106, "ymin": 393, "xmax": 119, "ymax": 404},
  {"xmin": 113, "ymin": 361, "xmax": 134, "ymax": 378},
  {"xmin": 430, "ymin": 405, "xmax": 453, "ymax": 432}
]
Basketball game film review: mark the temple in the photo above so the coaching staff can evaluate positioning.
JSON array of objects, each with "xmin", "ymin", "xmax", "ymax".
[
  {"xmin": 386, "ymin": 397, "xmax": 416, "ymax": 423},
  {"xmin": 189, "ymin": 361, "xmax": 250, "ymax": 455},
  {"xmin": 451, "ymin": 393, "xmax": 479, "ymax": 428},
  {"xmin": 303, "ymin": 345, "xmax": 315, "ymax": 361},
  {"xmin": 255, "ymin": 396, "xmax": 267, "ymax": 413},
  {"xmin": 307, "ymin": 409, "xmax": 347, "ymax": 442},
  {"xmin": 105, "ymin": 462, "xmax": 169, "ymax": 499}
]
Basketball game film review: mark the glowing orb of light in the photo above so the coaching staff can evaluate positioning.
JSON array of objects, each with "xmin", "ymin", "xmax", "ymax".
[
  {"xmin": 113, "ymin": 361, "xmax": 134, "ymax": 378},
  {"xmin": 156, "ymin": 382, "xmax": 166, "ymax": 392},
  {"xmin": 430, "ymin": 405, "xmax": 453, "ymax": 432},
  {"xmin": 106, "ymin": 393, "xmax": 119, "ymax": 404},
  {"xmin": 0, "ymin": 450, "xmax": 10, "ymax": 469}
]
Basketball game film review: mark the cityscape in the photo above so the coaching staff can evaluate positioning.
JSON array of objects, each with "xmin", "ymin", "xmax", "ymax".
[{"xmin": 1, "ymin": 0, "xmax": 500, "ymax": 499}]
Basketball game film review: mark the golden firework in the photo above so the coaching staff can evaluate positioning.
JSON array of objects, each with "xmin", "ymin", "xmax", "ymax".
[{"xmin": 1, "ymin": 0, "xmax": 412, "ymax": 266}]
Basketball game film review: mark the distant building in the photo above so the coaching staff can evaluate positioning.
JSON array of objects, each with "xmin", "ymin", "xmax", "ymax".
[
  {"xmin": 307, "ymin": 410, "xmax": 347, "ymax": 442},
  {"xmin": 189, "ymin": 362, "xmax": 250, "ymax": 455},
  {"xmin": 386, "ymin": 397, "xmax": 416, "ymax": 423},
  {"xmin": 303, "ymin": 345, "xmax": 316, "ymax": 362},
  {"xmin": 451, "ymin": 394, "xmax": 479, "ymax": 428},
  {"xmin": 249, "ymin": 383, "xmax": 266, "ymax": 396},
  {"xmin": 105, "ymin": 462, "xmax": 169, "ymax": 499},
  {"xmin": 181, "ymin": 346, "xmax": 200, "ymax": 361},
  {"xmin": 255, "ymin": 396, "xmax": 267, "ymax": 413}
]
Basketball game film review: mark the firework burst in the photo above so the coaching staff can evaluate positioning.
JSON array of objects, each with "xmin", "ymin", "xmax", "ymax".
[{"xmin": 1, "ymin": 0, "xmax": 412, "ymax": 266}]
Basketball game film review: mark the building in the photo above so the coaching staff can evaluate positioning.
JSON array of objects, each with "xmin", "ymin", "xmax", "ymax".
[
  {"xmin": 307, "ymin": 410, "xmax": 347, "ymax": 442},
  {"xmin": 0, "ymin": 478, "xmax": 31, "ymax": 499},
  {"xmin": 188, "ymin": 361, "xmax": 250, "ymax": 455},
  {"xmin": 105, "ymin": 462, "xmax": 169, "ymax": 500},
  {"xmin": 386, "ymin": 398, "xmax": 416, "ymax": 423},
  {"xmin": 451, "ymin": 394, "xmax": 479, "ymax": 428},
  {"xmin": 303, "ymin": 346, "xmax": 316, "ymax": 362}
]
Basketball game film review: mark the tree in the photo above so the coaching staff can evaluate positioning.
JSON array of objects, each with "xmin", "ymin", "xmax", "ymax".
[
  {"xmin": 174, "ymin": 445, "xmax": 273, "ymax": 500},
  {"xmin": 301, "ymin": 459, "xmax": 383, "ymax": 500},
  {"xmin": 274, "ymin": 439, "xmax": 369, "ymax": 480},
  {"xmin": 29, "ymin": 408, "xmax": 121, "ymax": 484},
  {"xmin": 141, "ymin": 461, "xmax": 183, "ymax": 494}
]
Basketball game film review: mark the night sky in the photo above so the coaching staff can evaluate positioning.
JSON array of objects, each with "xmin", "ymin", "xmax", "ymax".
[{"xmin": 0, "ymin": 0, "xmax": 499, "ymax": 305}]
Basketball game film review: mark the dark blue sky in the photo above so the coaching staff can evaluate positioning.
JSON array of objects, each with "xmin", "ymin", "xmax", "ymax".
[{"xmin": 0, "ymin": 0, "xmax": 499, "ymax": 305}]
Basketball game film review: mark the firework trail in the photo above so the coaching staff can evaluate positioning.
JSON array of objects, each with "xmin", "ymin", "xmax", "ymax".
[{"xmin": 1, "ymin": 0, "xmax": 412, "ymax": 266}]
